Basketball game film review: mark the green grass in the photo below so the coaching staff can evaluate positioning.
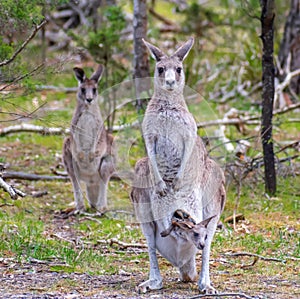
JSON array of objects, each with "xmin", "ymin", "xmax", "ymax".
[{"xmin": 0, "ymin": 64, "xmax": 299, "ymax": 297}]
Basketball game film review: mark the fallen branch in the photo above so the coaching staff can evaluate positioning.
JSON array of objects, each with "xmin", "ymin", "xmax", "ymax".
[
  {"xmin": 197, "ymin": 117, "xmax": 260, "ymax": 128},
  {"xmin": 0, "ymin": 177, "xmax": 26, "ymax": 199},
  {"xmin": 224, "ymin": 252, "xmax": 286, "ymax": 263},
  {"xmin": 0, "ymin": 121, "xmax": 139, "ymax": 136},
  {"xmin": 31, "ymin": 190, "xmax": 48, "ymax": 198},
  {"xmin": 189, "ymin": 293, "xmax": 254, "ymax": 299},
  {"xmin": 51, "ymin": 233, "xmax": 74, "ymax": 244},
  {"xmin": 1, "ymin": 101, "xmax": 300, "ymax": 135},
  {"xmin": 97, "ymin": 238, "xmax": 147, "ymax": 249},
  {"xmin": 197, "ymin": 102, "xmax": 300, "ymax": 129},
  {"xmin": 0, "ymin": 123, "xmax": 70, "ymax": 136},
  {"xmin": 0, "ymin": 203, "xmax": 14, "ymax": 207},
  {"xmin": 35, "ymin": 85, "xmax": 77, "ymax": 93},
  {"xmin": 3, "ymin": 170, "xmax": 129, "ymax": 182},
  {"xmin": 3, "ymin": 171, "xmax": 69, "ymax": 181}
]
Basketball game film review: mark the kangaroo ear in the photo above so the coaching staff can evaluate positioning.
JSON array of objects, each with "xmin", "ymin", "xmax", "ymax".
[
  {"xmin": 142, "ymin": 39, "xmax": 167, "ymax": 62},
  {"xmin": 90, "ymin": 64, "xmax": 104, "ymax": 83},
  {"xmin": 172, "ymin": 37, "xmax": 194, "ymax": 61},
  {"xmin": 199, "ymin": 215, "xmax": 217, "ymax": 228},
  {"xmin": 160, "ymin": 224, "xmax": 174, "ymax": 237},
  {"xmin": 73, "ymin": 67, "xmax": 86, "ymax": 84},
  {"xmin": 176, "ymin": 221, "xmax": 194, "ymax": 230}
]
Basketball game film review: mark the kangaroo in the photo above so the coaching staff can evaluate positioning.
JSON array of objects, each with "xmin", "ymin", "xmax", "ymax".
[
  {"xmin": 130, "ymin": 38, "xmax": 226, "ymax": 294},
  {"xmin": 160, "ymin": 210, "xmax": 216, "ymax": 251},
  {"xmin": 63, "ymin": 65, "xmax": 115, "ymax": 213}
]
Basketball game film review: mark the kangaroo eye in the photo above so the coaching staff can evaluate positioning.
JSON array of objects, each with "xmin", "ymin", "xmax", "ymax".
[
  {"xmin": 205, "ymin": 235, "xmax": 208, "ymax": 240},
  {"xmin": 176, "ymin": 67, "xmax": 182, "ymax": 74},
  {"xmin": 158, "ymin": 67, "xmax": 164, "ymax": 74},
  {"xmin": 81, "ymin": 88, "xmax": 86, "ymax": 94},
  {"xmin": 193, "ymin": 232, "xmax": 200, "ymax": 237},
  {"xmin": 93, "ymin": 88, "xmax": 97, "ymax": 94}
]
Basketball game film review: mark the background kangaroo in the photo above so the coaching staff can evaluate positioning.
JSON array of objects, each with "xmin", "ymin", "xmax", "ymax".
[
  {"xmin": 63, "ymin": 65, "xmax": 115, "ymax": 213},
  {"xmin": 131, "ymin": 38, "xmax": 226, "ymax": 294}
]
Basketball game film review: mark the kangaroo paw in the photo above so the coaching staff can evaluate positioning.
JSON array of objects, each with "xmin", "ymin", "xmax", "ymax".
[{"xmin": 137, "ymin": 279, "xmax": 163, "ymax": 294}]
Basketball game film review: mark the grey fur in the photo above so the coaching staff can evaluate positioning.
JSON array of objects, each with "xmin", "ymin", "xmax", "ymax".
[
  {"xmin": 130, "ymin": 39, "xmax": 226, "ymax": 294},
  {"xmin": 63, "ymin": 65, "xmax": 115, "ymax": 212}
]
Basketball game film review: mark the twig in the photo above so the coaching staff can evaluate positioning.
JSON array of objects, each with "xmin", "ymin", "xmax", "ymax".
[
  {"xmin": 0, "ymin": 177, "xmax": 26, "ymax": 199},
  {"xmin": 149, "ymin": 7, "xmax": 177, "ymax": 26},
  {"xmin": 81, "ymin": 216, "xmax": 103, "ymax": 225},
  {"xmin": 0, "ymin": 203, "xmax": 14, "ymax": 207},
  {"xmin": 97, "ymin": 238, "xmax": 147, "ymax": 249},
  {"xmin": 273, "ymin": 101, "xmax": 300, "ymax": 116},
  {"xmin": 51, "ymin": 233, "xmax": 74, "ymax": 244},
  {"xmin": 0, "ymin": 63, "xmax": 44, "ymax": 92},
  {"xmin": 0, "ymin": 20, "xmax": 47, "ymax": 67},
  {"xmin": 74, "ymin": 247, "xmax": 85, "ymax": 262},
  {"xmin": 276, "ymin": 140, "xmax": 300, "ymax": 154},
  {"xmin": 189, "ymin": 293, "xmax": 255, "ymax": 299},
  {"xmin": 31, "ymin": 190, "xmax": 48, "ymax": 198},
  {"xmin": 224, "ymin": 252, "xmax": 286, "ymax": 263},
  {"xmin": 240, "ymin": 256, "xmax": 259, "ymax": 269}
]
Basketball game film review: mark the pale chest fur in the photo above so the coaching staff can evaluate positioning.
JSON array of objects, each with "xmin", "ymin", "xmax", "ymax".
[
  {"xmin": 143, "ymin": 102, "xmax": 197, "ymax": 181},
  {"xmin": 72, "ymin": 110, "xmax": 101, "ymax": 152},
  {"xmin": 70, "ymin": 107, "xmax": 105, "ymax": 176}
]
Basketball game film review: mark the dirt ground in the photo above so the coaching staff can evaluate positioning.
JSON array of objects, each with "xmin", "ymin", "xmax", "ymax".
[{"xmin": 1, "ymin": 254, "xmax": 299, "ymax": 299}]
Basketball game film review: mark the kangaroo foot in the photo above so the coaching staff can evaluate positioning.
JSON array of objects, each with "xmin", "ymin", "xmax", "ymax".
[{"xmin": 137, "ymin": 279, "xmax": 163, "ymax": 294}]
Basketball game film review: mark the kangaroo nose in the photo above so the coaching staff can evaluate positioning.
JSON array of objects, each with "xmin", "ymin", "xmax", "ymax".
[
  {"xmin": 166, "ymin": 80, "xmax": 175, "ymax": 87},
  {"xmin": 86, "ymin": 98, "xmax": 93, "ymax": 103},
  {"xmin": 197, "ymin": 243, "xmax": 205, "ymax": 250}
]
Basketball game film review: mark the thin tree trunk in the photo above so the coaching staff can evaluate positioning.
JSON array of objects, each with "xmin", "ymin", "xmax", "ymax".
[
  {"xmin": 133, "ymin": 0, "xmax": 150, "ymax": 113},
  {"xmin": 278, "ymin": 0, "xmax": 300, "ymax": 94},
  {"xmin": 260, "ymin": 0, "xmax": 276, "ymax": 195}
]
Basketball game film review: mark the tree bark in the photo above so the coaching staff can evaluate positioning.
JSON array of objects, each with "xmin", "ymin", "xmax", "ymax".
[
  {"xmin": 133, "ymin": 0, "xmax": 150, "ymax": 112},
  {"xmin": 278, "ymin": 0, "xmax": 300, "ymax": 94},
  {"xmin": 260, "ymin": 0, "xmax": 277, "ymax": 195}
]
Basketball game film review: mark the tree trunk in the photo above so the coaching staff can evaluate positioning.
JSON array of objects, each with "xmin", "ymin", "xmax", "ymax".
[
  {"xmin": 133, "ymin": 0, "xmax": 150, "ymax": 112},
  {"xmin": 278, "ymin": 0, "xmax": 300, "ymax": 94},
  {"xmin": 260, "ymin": 0, "xmax": 277, "ymax": 195}
]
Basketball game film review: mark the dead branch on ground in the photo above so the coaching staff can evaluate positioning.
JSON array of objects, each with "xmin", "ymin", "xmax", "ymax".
[
  {"xmin": 3, "ymin": 170, "xmax": 129, "ymax": 182},
  {"xmin": 35, "ymin": 85, "xmax": 77, "ymax": 92},
  {"xmin": 97, "ymin": 238, "xmax": 147, "ymax": 249},
  {"xmin": 0, "ymin": 101, "xmax": 299, "ymax": 136},
  {"xmin": 189, "ymin": 292, "xmax": 254, "ymax": 299},
  {"xmin": 0, "ymin": 123, "xmax": 70, "ymax": 136},
  {"xmin": 0, "ymin": 177, "xmax": 26, "ymax": 199},
  {"xmin": 3, "ymin": 171, "xmax": 69, "ymax": 181},
  {"xmin": 0, "ymin": 121, "xmax": 140, "ymax": 136},
  {"xmin": 224, "ymin": 252, "xmax": 286, "ymax": 263}
]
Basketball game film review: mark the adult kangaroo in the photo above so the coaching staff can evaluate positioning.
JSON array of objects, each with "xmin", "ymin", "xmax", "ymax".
[
  {"xmin": 130, "ymin": 38, "xmax": 226, "ymax": 294},
  {"xmin": 63, "ymin": 65, "xmax": 115, "ymax": 213}
]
